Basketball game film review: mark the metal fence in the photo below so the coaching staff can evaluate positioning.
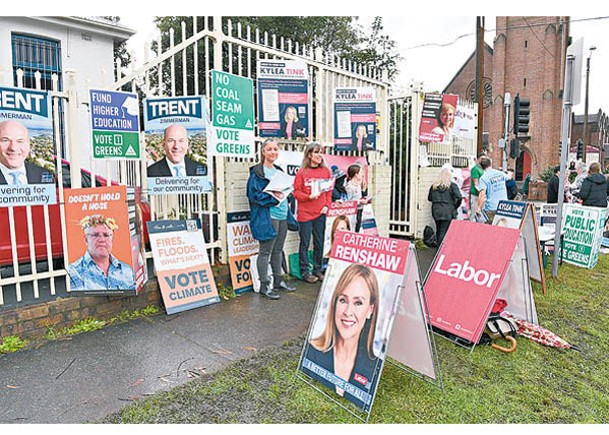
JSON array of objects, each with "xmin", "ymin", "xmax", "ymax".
[{"xmin": 1, "ymin": 16, "xmax": 390, "ymax": 306}]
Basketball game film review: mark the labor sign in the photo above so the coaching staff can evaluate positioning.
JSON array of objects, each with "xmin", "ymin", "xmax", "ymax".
[{"xmin": 424, "ymin": 220, "xmax": 520, "ymax": 343}]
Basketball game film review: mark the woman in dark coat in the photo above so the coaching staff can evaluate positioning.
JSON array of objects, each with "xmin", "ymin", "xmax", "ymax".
[
  {"xmin": 428, "ymin": 167, "xmax": 463, "ymax": 245},
  {"xmin": 576, "ymin": 162, "xmax": 609, "ymax": 208}
]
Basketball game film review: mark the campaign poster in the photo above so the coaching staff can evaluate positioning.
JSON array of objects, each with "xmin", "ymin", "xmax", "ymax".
[
  {"xmin": 127, "ymin": 187, "xmax": 148, "ymax": 293},
  {"xmin": 561, "ymin": 204, "xmax": 607, "ymax": 269},
  {"xmin": 65, "ymin": 186, "xmax": 137, "ymax": 295},
  {"xmin": 453, "ymin": 103, "xmax": 476, "ymax": 140},
  {"xmin": 492, "ymin": 200, "xmax": 527, "ymax": 229},
  {"xmin": 0, "ymin": 86, "xmax": 56, "ymax": 207},
  {"xmin": 360, "ymin": 204, "xmax": 379, "ymax": 237},
  {"xmin": 148, "ymin": 219, "xmax": 220, "ymax": 314},
  {"xmin": 299, "ymin": 231, "xmax": 408, "ymax": 412},
  {"xmin": 89, "ymin": 89, "xmax": 140, "ymax": 159},
  {"xmin": 144, "ymin": 96, "xmax": 212, "ymax": 195},
  {"xmin": 424, "ymin": 221, "xmax": 519, "ymax": 343},
  {"xmin": 323, "ymin": 201, "xmax": 358, "ymax": 258},
  {"xmin": 209, "ymin": 70, "xmax": 255, "ymax": 158},
  {"xmin": 227, "ymin": 211, "xmax": 259, "ymax": 294},
  {"xmin": 257, "ymin": 60, "xmax": 309, "ymax": 139},
  {"xmin": 418, "ymin": 93, "xmax": 459, "ymax": 143},
  {"xmin": 333, "ymin": 88, "xmax": 377, "ymax": 152}
]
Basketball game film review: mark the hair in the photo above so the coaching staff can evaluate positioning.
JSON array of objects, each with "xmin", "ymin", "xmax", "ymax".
[
  {"xmin": 589, "ymin": 162, "xmax": 601, "ymax": 174},
  {"xmin": 437, "ymin": 102, "xmax": 456, "ymax": 128},
  {"xmin": 480, "ymin": 156, "xmax": 492, "ymax": 170},
  {"xmin": 284, "ymin": 106, "xmax": 299, "ymax": 122},
  {"xmin": 301, "ymin": 142, "xmax": 326, "ymax": 169},
  {"xmin": 553, "ymin": 165, "xmax": 561, "ymax": 174},
  {"xmin": 347, "ymin": 164, "xmax": 361, "ymax": 181},
  {"xmin": 432, "ymin": 167, "xmax": 453, "ymax": 190},
  {"xmin": 310, "ymin": 263, "xmax": 379, "ymax": 359},
  {"xmin": 355, "ymin": 124, "xmax": 368, "ymax": 138},
  {"xmin": 330, "ymin": 215, "xmax": 351, "ymax": 247},
  {"xmin": 259, "ymin": 138, "xmax": 278, "ymax": 164},
  {"xmin": 575, "ymin": 160, "xmax": 587, "ymax": 172}
]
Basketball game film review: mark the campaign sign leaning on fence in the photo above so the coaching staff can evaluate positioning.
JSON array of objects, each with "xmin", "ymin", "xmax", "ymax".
[
  {"xmin": 561, "ymin": 204, "xmax": 608, "ymax": 269},
  {"xmin": 227, "ymin": 211, "xmax": 259, "ymax": 294},
  {"xmin": 148, "ymin": 219, "xmax": 220, "ymax": 314},
  {"xmin": 0, "ymin": 86, "xmax": 56, "ymax": 207},
  {"xmin": 299, "ymin": 231, "xmax": 409, "ymax": 412}
]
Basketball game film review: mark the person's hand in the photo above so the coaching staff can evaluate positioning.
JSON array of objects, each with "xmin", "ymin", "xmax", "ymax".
[
  {"xmin": 321, "ymin": 206, "xmax": 329, "ymax": 215},
  {"xmin": 310, "ymin": 191, "xmax": 320, "ymax": 200},
  {"xmin": 270, "ymin": 191, "xmax": 284, "ymax": 200}
]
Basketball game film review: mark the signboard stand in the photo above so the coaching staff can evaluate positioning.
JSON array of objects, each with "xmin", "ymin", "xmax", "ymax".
[
  {"xmin": 297, "ymin": 237, "xmax": 441, "ymax": 422},
  {"xmin": 492, "ymin": 200, "xmax": 547, "ymax": 294},
  {"xmin": 424, "ymin": 221, "xmax": 538, "ymax": 351}
]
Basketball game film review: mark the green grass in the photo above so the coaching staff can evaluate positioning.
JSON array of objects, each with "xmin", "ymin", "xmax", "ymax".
[{"xmin": 102, "ymin": 255, "xmax": 609, "ymax": 424}]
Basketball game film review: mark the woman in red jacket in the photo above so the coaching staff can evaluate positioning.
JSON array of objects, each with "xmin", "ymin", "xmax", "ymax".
[{"xmin": 293, "ymin": 143, "xmax": 333, "ymax": 283}]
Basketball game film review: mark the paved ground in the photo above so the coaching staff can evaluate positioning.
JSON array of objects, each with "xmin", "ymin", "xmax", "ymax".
[{"xmin": 0, "ymin": 245, "xmax": 437, "ymax": 424}]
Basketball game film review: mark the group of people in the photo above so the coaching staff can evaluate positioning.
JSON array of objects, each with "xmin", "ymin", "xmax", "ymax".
[
  {"xmin": 246, "ymin": 140, "xmax": 371, "ymax": 300},
  {"xmin": 548, "ymin": 160, "xmax": 609, "ymax": 208}
]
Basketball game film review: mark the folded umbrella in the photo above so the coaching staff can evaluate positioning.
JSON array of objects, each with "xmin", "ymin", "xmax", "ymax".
[{"xmin": 501, "ymin": 311, "xmax": 580, "ymax": 352}]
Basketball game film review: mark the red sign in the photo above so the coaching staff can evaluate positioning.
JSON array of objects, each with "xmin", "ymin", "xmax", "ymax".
[{"xmin": 424, "ymin": 220, "xmax": 520, "ymax": 343}]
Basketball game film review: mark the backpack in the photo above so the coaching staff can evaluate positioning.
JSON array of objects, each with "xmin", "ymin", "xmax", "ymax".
[{"xmin": 423, "ymin": 225, "xmax": 437, "ymax": 248}]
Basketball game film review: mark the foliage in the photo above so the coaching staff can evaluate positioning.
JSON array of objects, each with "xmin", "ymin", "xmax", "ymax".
[
  {"xmin": 150, "ymin": 16, "xmax": 400, "ymax": 96},
  {"xmin": 217, "ymin": 281, "xmax": 236, "ymax": 300},
  {"xmin": 0, "ymin": 335, "xmax": 29, "ymax": 354},
  {"xmin": 104, "ymin": 16, "xmax": 132, "ymax": 87},
  {"xmin": 537, "ymin": 166, "xmax": 554, "ymax": 182},
  {"xmin": 104, "ymin": 255, "xmax": 609, "ymax": 424}
]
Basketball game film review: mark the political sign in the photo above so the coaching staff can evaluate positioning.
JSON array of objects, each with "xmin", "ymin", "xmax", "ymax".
[
  {"xmin": 65, "ymin": 186, "xmax": 137, "ymax": 295},
  {"xmin": 323, "ymin": 201, "xmax": 358, "ymax": 257},
  {"xmin": 89, "ymin": 89, "xmax": 140, "ymax": 159},
  {"xmin": 0, "ymin": 86, "xmax": 56, "ymax": 207},
  {"xmin": 333, "ymin": 88, "xmax": 377, "ymax": 152},
  {"xmin": 561, "ymin": 204, "xmax": 608, "ymax": 269},
  {"xmin": 227, "ymin": 211, "xmax": 259, "ymax": 294},
  {"xmin": 144, "ymin": 96, "xmax": 212, "ymax": 195},
  {"xmin": 299, "ymin": 231, "xmax": 408, "ymax": 413},
  {"xmin": 148, "ymin": 219, "xmax": 220, "ymax": 314},
  {"xmin": 418, "ymin": 93, "xmax": 459, "ymax": 143},
  {"xmin": 257, "ymin": 60, "xmax": 309, "ymax": 139},
  {"xmin": 209, "ymin": 70, "xmax": 255, "ymax": 158},
  {"xmin": 127, "ymin": 187, "xmax": 147, "ymax": 293}
]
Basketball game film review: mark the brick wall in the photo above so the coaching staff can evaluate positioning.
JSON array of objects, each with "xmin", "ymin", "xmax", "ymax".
[{"xmin": 0, "ymin": 280, "xmax": 162, "ymax": 341}]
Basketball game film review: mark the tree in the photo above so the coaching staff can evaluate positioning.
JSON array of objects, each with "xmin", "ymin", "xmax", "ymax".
[
  {"xmin": 149, "ymin": 16, "xmax": 400, "ymax": 95},
  {"xmin": 102, "ymin": 16, "xmax": 132, "ymax": 85}
]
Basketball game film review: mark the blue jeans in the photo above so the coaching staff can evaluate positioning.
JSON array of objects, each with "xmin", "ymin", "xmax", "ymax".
[{"xmin": 298, "ymin": 214, "xmax": 326, "ymax": 276}]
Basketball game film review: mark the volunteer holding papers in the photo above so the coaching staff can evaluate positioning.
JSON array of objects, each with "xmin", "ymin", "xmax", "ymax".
[{"xmin": 246, "ymin": 139, "xmax": 297, "ymax": 300}]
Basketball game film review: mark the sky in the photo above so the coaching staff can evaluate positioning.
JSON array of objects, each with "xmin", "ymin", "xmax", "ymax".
[{"xmin": 120, "ymin": 12, "xmax": 608, "ymax": 117}]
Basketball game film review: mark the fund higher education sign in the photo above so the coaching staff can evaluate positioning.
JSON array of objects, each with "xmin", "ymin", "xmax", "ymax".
[
  {"xmin": 89, "ymin": 89, "xmax": 140, "ymax": 159},
  {"xmin": 209, "ymin": 70, "xmax": 255, "ymax": 158}
]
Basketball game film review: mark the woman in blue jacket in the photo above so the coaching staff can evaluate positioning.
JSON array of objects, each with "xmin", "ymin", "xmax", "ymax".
[{"xmin": 246, "ymin": 139, "xmax": 297, "ymax": 299}]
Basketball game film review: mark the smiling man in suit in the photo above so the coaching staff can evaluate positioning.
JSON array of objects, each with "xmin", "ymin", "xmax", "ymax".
[
  {"xmin": 0, "ymin": 120, "xmax": 52, "ymax": 185},
  {"xmin": 147, "ymin": 124, "xmax": 207, "ymax": 178}
]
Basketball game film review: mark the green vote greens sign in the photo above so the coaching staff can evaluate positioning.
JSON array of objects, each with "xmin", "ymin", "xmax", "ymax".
[
  {"xmin": 561, "ymin": 204, "xmax": 608, "ymax": 269},
  {"xmin": 89, "ymin": 89, "xmax": 140, "ymax": 159},
  {"xmin": 209, "ymin": 71, "xmax": 255, "ymax": 158}
]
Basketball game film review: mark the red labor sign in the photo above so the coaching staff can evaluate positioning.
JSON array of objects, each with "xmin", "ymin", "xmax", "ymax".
[{"xmin": 424, "ymin": 220, "xmax": 520, "ymax": 343}]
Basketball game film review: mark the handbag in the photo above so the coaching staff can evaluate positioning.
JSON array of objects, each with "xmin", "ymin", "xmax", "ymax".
[
  {"xmin": 287, "ymin": 209, "xmax": 299, "ymax": 232},
  {"xmin": 480, "ymin": 314, "xmax": 518, "ymax": 353}
]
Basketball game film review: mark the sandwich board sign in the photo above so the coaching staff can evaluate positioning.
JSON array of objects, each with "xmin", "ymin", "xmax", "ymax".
[
  {"xmin": 561, "ymin": 204, "xmax": 608, "ymax": 269},
  {"xmin": 297, "ymin": 231, "xmax": 440, "ymax": 422},
  {"xmin": 424, "ymin": 220, "xmax": 538, "ymax": 347},
  {"xmin": 492, "ymin": 200, "xmax": 547, "ymax": 293}
]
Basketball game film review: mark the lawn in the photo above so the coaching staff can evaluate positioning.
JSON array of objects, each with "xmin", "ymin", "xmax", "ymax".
[{"xmin": 102, "ymin": 254, "xmax": 609, "ymax": 424}]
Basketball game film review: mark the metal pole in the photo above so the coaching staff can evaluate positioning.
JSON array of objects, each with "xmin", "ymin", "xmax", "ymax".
[
  {"xmin": 502, "ymin": 92, "xmax": 511, "ymax": 172},
  {"xmin": 475, "ymin": 16, "xmax": 485, "ymax": 156},
  {"xmin": 552, "ymin": 54, "xmax": 574, "ymax": 278},
  {"xmin": 582, "ymin": 47, "xmax": 596, "ymax": 163}
]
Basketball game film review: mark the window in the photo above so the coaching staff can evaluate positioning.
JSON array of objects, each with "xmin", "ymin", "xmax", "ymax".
[
  {"xmin": 525, "ymin": 40, "xmax": 528, "ymax": 49},
  {"xmin": 11, "ymin": 34, "xmax": 62, "ymax": 91},
  {"xmin": 524, "ymin": 78, "xmax": 527, "ymax": 88}
]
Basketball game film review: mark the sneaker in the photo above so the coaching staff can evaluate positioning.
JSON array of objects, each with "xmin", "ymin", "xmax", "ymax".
[
  {"xmin": 275, "ymin": 280, "xmax": 296, "ymax": 292},
  {"xmin": 263, "ymin": 289, "xmax": 281, "ymax": 300},
  {"xmin": 314, "ymin": 271, "xmax": 325, "ymax": 282},
  {"xmin": 302, "ymin": 273, "xmax": 319, "ymax": 284}
]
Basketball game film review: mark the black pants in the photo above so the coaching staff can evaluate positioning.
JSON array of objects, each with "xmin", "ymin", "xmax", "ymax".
[{"xmin": 435, "ymin": 219, "xmax": 452, "ymax": 246}]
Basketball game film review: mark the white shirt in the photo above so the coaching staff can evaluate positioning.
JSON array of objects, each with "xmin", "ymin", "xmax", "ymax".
[{"xmin": 0, "ymin": 162, "xmax": 27, "ymax": 185}]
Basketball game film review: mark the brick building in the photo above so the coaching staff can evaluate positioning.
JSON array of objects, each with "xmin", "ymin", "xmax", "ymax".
[{"xmin": 444, "ymin": 16, "xmax": 570, "ymax": 180}]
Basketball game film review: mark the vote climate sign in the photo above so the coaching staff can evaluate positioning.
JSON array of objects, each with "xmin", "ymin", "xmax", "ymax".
[
  {"xmin": 209, "ymin": 70, "xmax": 255, "ymax": 158},
  {"xmin": 89, "ymin": 89, "xmax": 140, "ymax": 159}
]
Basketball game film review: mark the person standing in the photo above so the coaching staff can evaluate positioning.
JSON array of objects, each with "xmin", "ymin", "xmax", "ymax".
[
  {"xmin": 469, "ymin": 153, "xmax": 485, "ymax": 219},
  {"xmin": 246, "ymin": 139, "xmax": 297, "ymax": 300},
  {"xmin": 477, "ymin": 156, "xmax": 508, "ymax": 224},
  {"xmin": 293, "ymin": 143, "xmax": 332, "ymax": 283},
  {"xmin": 576, "ymin": 162, "xmax": 609, "ymax": 208},
  {"xmin": 547, "ymin": 166, "xmax": 561, "ymax": 204},
  {"xmin": 428, "ymin": 167, "xmax": 463, "ymax": 245}
]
